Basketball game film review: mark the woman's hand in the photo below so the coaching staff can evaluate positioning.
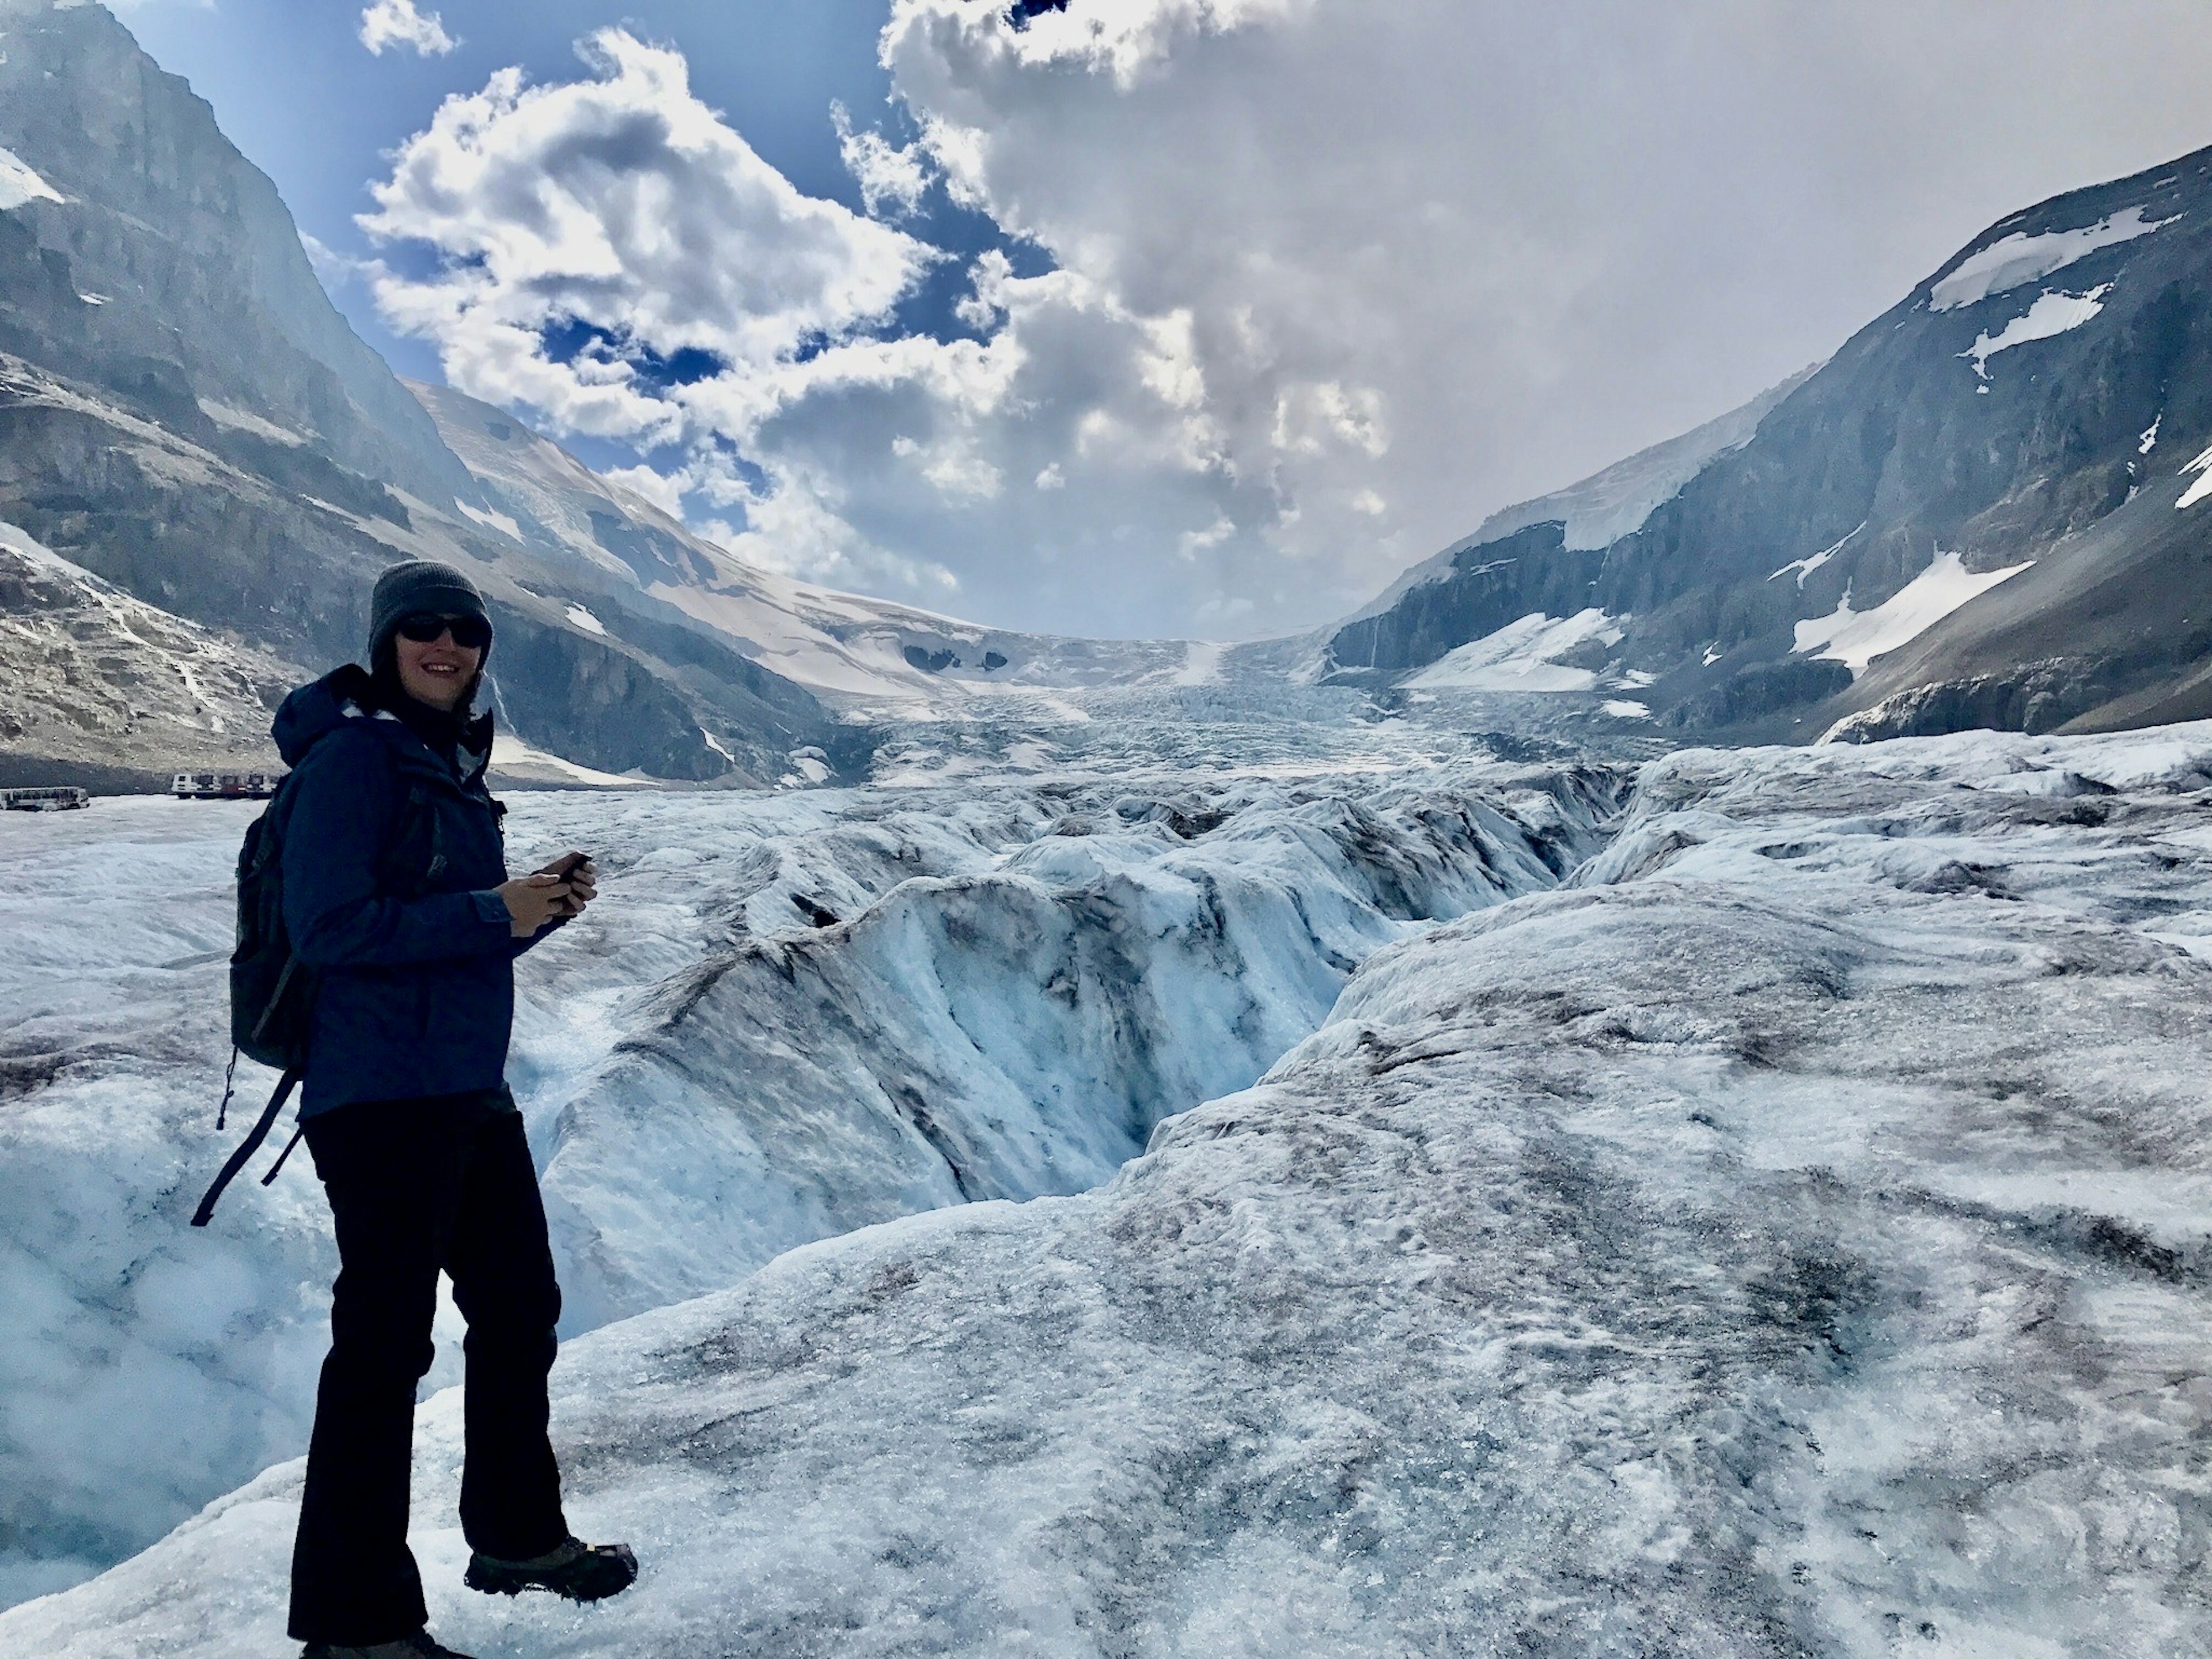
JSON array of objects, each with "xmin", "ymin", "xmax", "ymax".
[
  {"xmin": 548, "ymin": 855, "xmax": 597, "ymax": 916},
  {"xmin": 497, "ymin": 873, "xmax": 574, "ymax": 938}
]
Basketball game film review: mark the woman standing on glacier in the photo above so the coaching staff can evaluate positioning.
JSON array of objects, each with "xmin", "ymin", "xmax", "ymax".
[{"xmin": 270, "ymin": 560, "xmax": 636, "ymax": 1659}]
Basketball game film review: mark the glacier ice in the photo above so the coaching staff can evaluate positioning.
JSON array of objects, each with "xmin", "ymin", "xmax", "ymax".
[
  {"xmin": 9, "ymin": 722, "xmax": 2212, "ymax": 1653},
  {"xmin": 0, "ymin": 713, "xmax": 1617, "ymax": 1607}
]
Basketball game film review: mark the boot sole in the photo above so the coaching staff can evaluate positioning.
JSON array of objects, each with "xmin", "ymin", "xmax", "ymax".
[{"xmin": 463, "ymin": 1544, "xmax": 637, "ymax": 1602}]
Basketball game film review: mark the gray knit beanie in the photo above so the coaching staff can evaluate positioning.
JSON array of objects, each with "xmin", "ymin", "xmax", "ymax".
[{"xmin": 366, "ymin": 560, "xmax": 491, "ymax": 668}]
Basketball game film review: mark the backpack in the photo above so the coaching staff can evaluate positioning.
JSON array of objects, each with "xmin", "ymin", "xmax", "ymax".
[{"xmin": 190, "ymin": 774, "xmax": 444, "ymax": 1227}]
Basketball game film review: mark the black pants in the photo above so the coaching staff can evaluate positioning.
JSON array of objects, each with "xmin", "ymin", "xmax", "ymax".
[{"xmin": 288, "ymin": 1092, "xmax": 570, "ymax": 1646}]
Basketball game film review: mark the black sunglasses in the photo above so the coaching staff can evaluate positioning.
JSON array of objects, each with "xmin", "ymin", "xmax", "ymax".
[{"xmin": 394, "ymin": 612, "xmax": 493, "ymax": 650}]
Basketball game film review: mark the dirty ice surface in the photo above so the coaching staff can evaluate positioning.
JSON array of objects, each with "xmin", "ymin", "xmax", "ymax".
[
  {"xmin": 12, "ymin": 720, "xmax": 2212, "ymax": 1655},
  {"xmin": 0, "ymin": 691, "xmax": 1617, "ymax": 1609}
]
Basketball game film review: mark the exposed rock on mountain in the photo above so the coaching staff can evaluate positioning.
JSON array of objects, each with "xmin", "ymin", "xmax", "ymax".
[
  {"xmin": 0, "ymin": 521, "xmax": 298, "ymax": 786},
  {"xmin": 1332, "ymin": 146, "xmax": 2212, "ymax": 743},
  {"xmin": 0, "ymin": 0, "xmax": 466, "ymax": 502}
]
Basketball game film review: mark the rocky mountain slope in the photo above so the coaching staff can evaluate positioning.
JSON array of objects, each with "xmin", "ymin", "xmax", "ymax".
[
  {"xmin": 1331, "ymin": 146, "xmax": 2212, "ymax": 744},
  {"xmin": 10, "ymin": 719, "xmax": 2212, "ymax": 1652},
  {"xmin": 0, "ymin": 1, "xmax": 866, "ymax": 786},
  {"xmin": 0, "ymin": 521, "xmax": 298, "ymax": 787},
  {"xmin": 0, "ymin": 0, "xmax": 1232, "ymax": 791}
]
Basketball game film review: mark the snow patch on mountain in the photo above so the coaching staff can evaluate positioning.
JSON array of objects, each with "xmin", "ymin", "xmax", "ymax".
[
  {"xmin": 2178, "ymin": 441, "xmax": 2212, "ymax": 510},
  {"xmin": 1793, "ymin": 549, "xmax": 2033, "ymax": 673},
  {"xmin": 1768, "ymin": 521, "xmax": 1864, "ymax": 588},
  {"xmin": 0, "ymin": 146, "xmax": 60, "ymax": 212},
  {"xmin": 487, "ymin": 733, "xmax": 643, "ymax": 788},
  {"xmin": 453, "ymin": 499, "xmax": 522, "ymax": 542},
  {"xmin": 192, "ymin": 399, "xmax": 306, "ymax": 447},
  {"xmin": 1403, "ymin": 609, "xmax": 1624, "ymax": 692},
  {"xmin": 1960, "ymin": 286, "xmax": 2112, "ymax": 380},
  {"xmin": 1930, "ymin": 204, "xmax": 2176, "ymax": 311}
]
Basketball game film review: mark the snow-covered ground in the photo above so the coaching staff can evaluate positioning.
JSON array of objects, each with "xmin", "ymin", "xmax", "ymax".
[
  {"xmin": 12, "ymin": 721, "xmax": 2212, "ymax": 1656},
  {"xmin": 1959, "ymin": 286, "xmax": 2113, "ymax": 380},
  {"xmin": 0, "ymin": 706, "xmax": 1617, "ymax": 1611}
]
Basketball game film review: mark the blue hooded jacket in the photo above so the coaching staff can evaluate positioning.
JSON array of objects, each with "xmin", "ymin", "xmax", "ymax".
[{"xmin": 271, "ymin": 665, "xmax": 548, "ymax": 1118}]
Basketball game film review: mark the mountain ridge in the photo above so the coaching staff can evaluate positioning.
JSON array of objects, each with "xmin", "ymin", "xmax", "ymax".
[{"xmin": 1329, "ymin": 141, "xmax": 2212, "ymax": 743}]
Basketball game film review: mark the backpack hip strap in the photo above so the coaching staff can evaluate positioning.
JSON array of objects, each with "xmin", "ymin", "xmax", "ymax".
[{"xmin": 190, "ymin": 1067, "xmax": 304, "ymax": 1228}]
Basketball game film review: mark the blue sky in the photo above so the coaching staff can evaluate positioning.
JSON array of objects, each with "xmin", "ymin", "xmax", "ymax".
[
  {"xmin": 123, "ymin": 2, "xmax": 994, "ymax": 403},
  {"xmin": 107, "ymin": 1, "xmax": 2212, "ymax": 640}
]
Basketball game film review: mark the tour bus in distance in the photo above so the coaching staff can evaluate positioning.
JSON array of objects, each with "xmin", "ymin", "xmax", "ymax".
[
  {"xmin": 172, "ymin": 771, "xmax": 285, "ymax": 800},
  {"xmin": 1, "ymin": 786, "xmax": 90, "ymax": 811}
]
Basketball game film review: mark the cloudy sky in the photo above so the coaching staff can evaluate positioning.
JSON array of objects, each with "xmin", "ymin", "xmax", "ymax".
[{"xmin": 121, "ymin": 0, "xmax": 2212, "ymax": 641}]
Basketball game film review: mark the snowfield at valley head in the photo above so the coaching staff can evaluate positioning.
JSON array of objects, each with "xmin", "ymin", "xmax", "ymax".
[{"xmin": 7, "ymin": 717, "xmax": 2212, "ymax": 1656}]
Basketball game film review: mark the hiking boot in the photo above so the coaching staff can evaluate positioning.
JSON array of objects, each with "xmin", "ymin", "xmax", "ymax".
[
  {"xmin": 300, "ymin": 1630, "xmax": 477, "ymax": 1659},
  {"xmin": 464, "ymin": 1535, "xmax": 638, "ymax": 1601}
]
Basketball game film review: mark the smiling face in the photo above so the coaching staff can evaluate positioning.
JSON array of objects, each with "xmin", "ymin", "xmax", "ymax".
[{"xmin": 393, "ymin": 621, "xmax": 482, "ymax": 712}]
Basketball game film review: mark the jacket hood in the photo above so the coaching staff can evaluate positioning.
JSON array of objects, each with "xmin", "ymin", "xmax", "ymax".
[
  {"xmin": 272, "ymin": 664, "xmax": 495, "ymax": 782},
  {"xmin": 272, "ymin": 665, "xmax": 375, "ymax": 767}
]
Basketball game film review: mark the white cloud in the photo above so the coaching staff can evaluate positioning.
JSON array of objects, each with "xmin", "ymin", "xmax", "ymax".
[
  {"xmin": 298, "ymin": 231, "xmax": 386, "ymax": 296},
  {"xmin": 832, "ymin": 102, "xmax": 933, "ymax": 219},
  {"xmin": 359, "ymin": 29, "xmax": 936, "ymax": 449},
  {"xmin": 366, "ymin": 2, "xmax": 2212, "ymax": 639},
  {"xmin": 601, "ymin": 463, "xmax": 689, "ymax": 520},
  {"xmin": 358, "ymin": 0, "xmax": 457, "ymax": 58},
  {"xmin": 867, "ymin": 0, "xmax": 2212, "ymax": 635},
  {"xmin": 975, "ymin": 0, "xmax": 1309, "ymax": 89}
]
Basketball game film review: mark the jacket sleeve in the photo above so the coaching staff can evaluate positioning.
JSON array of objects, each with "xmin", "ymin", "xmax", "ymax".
[
  {"xmin": 510, "ymin": 911, "xmax": 566, "ymax": 957},
  {"xmin": 282, "ymin": 732, "xmax": 515, "ymax": 968}
]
